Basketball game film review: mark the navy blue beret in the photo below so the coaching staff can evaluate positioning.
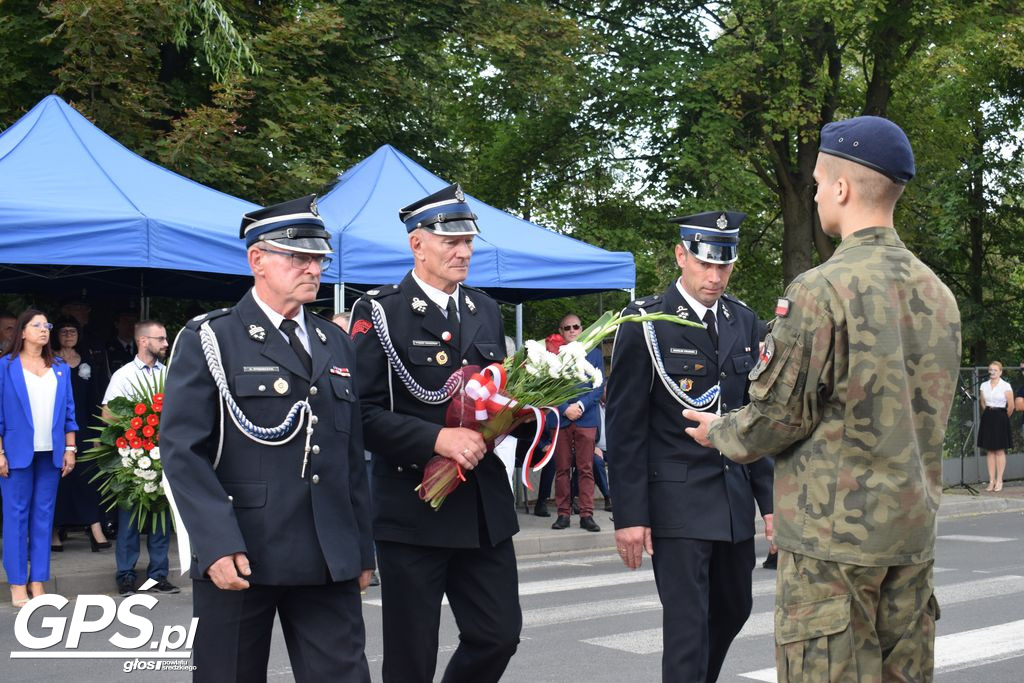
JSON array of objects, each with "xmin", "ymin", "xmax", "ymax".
[{"xmin": 819, "ymin": 116, "xmax": 915, "ymax": 183}]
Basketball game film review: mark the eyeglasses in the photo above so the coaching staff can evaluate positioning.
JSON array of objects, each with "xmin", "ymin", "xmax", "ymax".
[
  {"xmin": 561, "ymin": 323, "xmax": 582, "ymax": 331},
  {"xmin": 144, "ymin": 336, "xmax": 168, "ymax": 343},
  {"xmin": 258, "ymin": 247, "xmax": 332, "ymax": 270},
  {"xmin": 28, "ymin": 322, "xmax": 53, "ymax": 330}
]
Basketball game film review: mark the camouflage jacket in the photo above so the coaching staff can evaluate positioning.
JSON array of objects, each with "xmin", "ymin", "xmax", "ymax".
[{"xmin": 708, "ymin": 227, "xmax": 961, "ymax": 566}]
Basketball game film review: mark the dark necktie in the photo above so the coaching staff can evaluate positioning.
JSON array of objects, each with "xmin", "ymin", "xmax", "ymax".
[
  {"xmin": 445, "ymin": 296, "xmax": 460, "ymax": 347},
  {"xmin": 279, "ymin": 319, "xmax": 312, "ymax": 376},
  {"xmin": 703, "ymin": 309, "xmax": 719, "ymax": 352}
]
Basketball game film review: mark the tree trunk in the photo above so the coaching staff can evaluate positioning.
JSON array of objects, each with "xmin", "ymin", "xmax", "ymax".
[{"xmin": 967, "ymin": 124, "xmax": 986, "ymax": 364}]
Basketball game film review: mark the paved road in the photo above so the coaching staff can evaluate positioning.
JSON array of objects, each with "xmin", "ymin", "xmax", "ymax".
[{"xmin": 2, "ymin": 510, "xmax": 1022, "ymax": 681}]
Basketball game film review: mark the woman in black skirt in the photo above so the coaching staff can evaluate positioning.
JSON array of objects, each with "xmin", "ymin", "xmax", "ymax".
[{"xmin": 977, "ymin": 360, "xmax": 1013, "ymax": 492}]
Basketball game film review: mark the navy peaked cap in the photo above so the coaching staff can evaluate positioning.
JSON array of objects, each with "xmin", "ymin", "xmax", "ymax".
[
  {"xmin": 240, "ymin": 194, "xmax": 332, "ymax": 254},
  {"xmin": 669, "ymin": 210, "xmax": 746, "ymax": 265},
  {"xmin": 819, "ymin": 116, "xmax": 915, "ymax": 183},
  {"xmin": 399, "ymin": 184, "xmax": 480, "ymax": 235}
]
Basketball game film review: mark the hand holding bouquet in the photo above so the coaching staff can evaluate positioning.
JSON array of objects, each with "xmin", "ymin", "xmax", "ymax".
[{"xmin": 416, "ymin": 310, "xmax": 700, "ymax": 508}]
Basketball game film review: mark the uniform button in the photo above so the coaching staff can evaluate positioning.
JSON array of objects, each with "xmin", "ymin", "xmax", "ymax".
[
  {"xmin": 724, "ymin": 464, "xmax": 730, "ymax": 470},
  {"xmin": 344, "ymin": 388, "xmax": 350, "ymax": 395},
  {"xmin": 397, "ymin": 466, "xmax": 404, "ymax": 473},
  {"xmin": 227, "ymin": 495, "xmax": 234, "ymax": 502},
  {"xmin": 309, "ymin": 386, "xmax": 318, "ymax": 396},
  {"xmin": 312, "ymin": 474, "xmax": 320, "ymax": 484},
  {"xmin": 720, "ymin": 372, "xmax": 727, "ymax": 379},
  {"xmin": 311, "ymin": 415, "xmax": 318, "ymax": 425},
  {"xmin": 258, "ymin": 385, "xmax": 266, "ymax": 392},
  {"xmin": 488, "ymin": 351, "xmax": 494, "ymax": 357},
  {"xmin": 427, "ymin": 357, "xmax": 433, "ymax": 363},
  {"xmin": 462, "ymin": 359, "xmax": 468, "ymax": 366},
  {"xmin": 411, "ymin": 463, "xmax": 419, "ymax": 470},
  {"xmin": 312, "ymin": 445, "xmax": 321, "ymax": 454},
  {"xmin": 721, "ymin": 403, "xmax": 727, "ymax": 410}
]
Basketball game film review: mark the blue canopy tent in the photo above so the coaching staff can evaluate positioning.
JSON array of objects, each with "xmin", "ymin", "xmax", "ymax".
[
  {"xmin": 317, "ymin": 145, "xmax": 636, "ymax": 305},
  {"xmin": 0, "ymin": 95, "xmax": 265, "ymax": 300}
]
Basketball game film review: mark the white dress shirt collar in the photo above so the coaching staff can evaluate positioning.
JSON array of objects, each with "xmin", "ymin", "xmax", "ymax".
[
  {"xmin": 676, "ymin": 278, "xmax": 719, "ymax": 321},
  {"xmin": 411, "ymin": 270, "xmax": 460, "ymax": 315},
  {"xmin": 251, "ymin": 288, "xmax": 309, "ymax": 351}
]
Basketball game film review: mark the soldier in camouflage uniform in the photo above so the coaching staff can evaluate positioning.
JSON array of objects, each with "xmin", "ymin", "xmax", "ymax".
[{"xmin": 685, "ymin": 116, "xmax": 961, "ymax": 682}]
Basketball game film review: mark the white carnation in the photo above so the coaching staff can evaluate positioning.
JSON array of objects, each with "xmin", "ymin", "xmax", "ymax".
[
  {"xmin": 133, "ymin": 468, "xmax": 145, "ymax": 478},
  {"xmin": 591, "ymin": 368, "xmax": 604, "ymax": 389},
  {"xmin": 121, "ymin": 457, "xmax": 132, "ymax": 468},
  {"xmin": 143, "ymin": 482, "xmax": 158, "ymax": 493},
  {"xmin": 149, "ymin": 447, "xmax": 160, "ymax": 460},
  {"xmin": 145, "ymin": 469, "xmax": 158, "ymax": 481},
  {"xmin": 138, "ymin": 456, "xmax": 152, "ymax": 469},
  {"xmin": 78, "ymin": 362, "xmax": 91, "ymax": 380},
  {"xmin": 130, "ymin": 448, "xmax": 144, "ymax": 458},
  {"xmin": 118, "ymin": 447, "xmax": 131, "ymax": 457}
]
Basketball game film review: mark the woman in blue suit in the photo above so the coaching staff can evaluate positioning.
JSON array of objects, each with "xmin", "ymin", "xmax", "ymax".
[{"xmin": 0, "ymin": 309, "xmax": 78, "ymax": 607}]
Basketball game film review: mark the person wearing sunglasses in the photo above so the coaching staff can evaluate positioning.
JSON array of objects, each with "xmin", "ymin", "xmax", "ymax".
[
  {"xmin": 549, "ymin": 314, "xmax": 605, "ymax": 533},
  {"xmin": 161, "ymin": 195, "xmax": 374, "ymax": 681},
  {"xmin": 0, "ymin": 309, "xmax": 78, "ymax": 608}
]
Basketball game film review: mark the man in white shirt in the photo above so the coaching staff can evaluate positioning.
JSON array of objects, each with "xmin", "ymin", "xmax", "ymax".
[{"xmin": 102, "ymin": 320, "xmax": 177, "ymax": 596}]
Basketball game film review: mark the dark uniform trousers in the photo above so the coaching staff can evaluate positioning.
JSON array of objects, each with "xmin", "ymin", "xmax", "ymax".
[
  {"xmin": 162, "ymin": 292, "xmax": 374, "ymax": 683},
  {"xmin": 606, "ymin": 283, "xmax": 773, "ymax": 683},
  {"xmin": 351, "ymin": 274, "xmax": 522, "ymax": 683}
]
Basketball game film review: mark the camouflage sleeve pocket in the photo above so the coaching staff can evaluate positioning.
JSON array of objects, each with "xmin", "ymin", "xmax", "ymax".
[{"xmin": 749, "ymin": 330, "xmax": 803, "ymax": 406}]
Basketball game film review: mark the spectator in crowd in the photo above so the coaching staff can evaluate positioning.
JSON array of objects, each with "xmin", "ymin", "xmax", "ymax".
[
  {"xmin": 0, "ymin": 309, "xmax": 78, "ymax": 608},
  {"xmin": 59, "ymin": 298, "xmax": 110, "ymax": 390},
  {"xmin": 51, "ymin": 317, "xmax": 110, "ymax": 552},
  {"xmin": 1013, "ymin": 360, "xmax": 1024, "ymax": 443},
  {"xmin": 551, "ymin": 313, "xmax": 605, "ymax": 533},
  {"xmin": 0, "ymin": 311, "xmax": 17, "ymax": 354},
  {"xmin": 105, "ymin": 309, "xmax": 138, "ymax": 374},
  {"xmin": 102, "ymin": 320, "xmax": 177, "ymax": 595},
  {"xmin": 978, "ymin": 360, "xmax": 1013, "ymax": 492},
  {"xmin": 332, "ymin": 312, "xmax": 351, "ymax": 332}
]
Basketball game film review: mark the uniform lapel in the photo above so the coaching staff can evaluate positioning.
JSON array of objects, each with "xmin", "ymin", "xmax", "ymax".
[
  {"xmin": 716, "ymin": 299, "xmax": 737, "ymax": 362},
  {"xmin": 401, "ymin": 274, "xmax": 459, "ymax": 348},
  {"xmin": 662, "ymin": 284, "xmax": 716, "ymax": 360},
  {"xmin": 458, "ymin": 288, "xmax": 481, "ymax": 357},
  {"xmin": 306, "ymin": 313, "xmax": 330, "ymax": 383},
  {"xmin": 237, "ymin": 291, "xmax": 308, "ymax": 378},
  {"xmin": 10, "ymin": 356, "xmax": 33, "ymax": 426}
]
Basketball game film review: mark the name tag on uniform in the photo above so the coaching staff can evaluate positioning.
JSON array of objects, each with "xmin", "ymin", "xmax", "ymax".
[
  {"xmin": 412, "ymin": 340, "xmax": 441, "ymax": 347},
  {"xmin": 669, "ymin": 347, "xmax": 698, "ymax": 356},
  {"xmin": 243, "ymin": 365, "xmax": 280, "ymax": 372}
]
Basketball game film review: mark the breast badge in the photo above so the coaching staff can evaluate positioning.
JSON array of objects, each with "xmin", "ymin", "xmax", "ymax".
[
  {"xmin": 273, "ymin": 377, "xmax": 289, "ymax": 394},
  {"xmin": 679, "ymin": 378, "xmax": 694, "ymax": 392},
  {"xmin": 436, "ymin": 350, "xmax": 449, "ymax": 365}
]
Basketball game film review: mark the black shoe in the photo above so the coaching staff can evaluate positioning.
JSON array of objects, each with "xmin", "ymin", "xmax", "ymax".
[
  {"xmin": 369, "ymin": 571, "xmax": 380, "ymax": 587},
  {"xmin": 603, "ymin": 498, "xmax": 613, "ymax": 512},
  {"xmin": 571, "ymin": 496, "xmax": 580, "ymax": 515},
  {"xmin": 762, "ymin": 551, "xmax": 778, "ymax": 570},
  {"xmin": 580, "ymin": 516, "xmax": 601, "ymax": 532},
  {"xmin": 117, "ymin": 577, "xmax": 136, "ymax": 596},
  {"xmin": 150, "ymin": 579, "xmax": 181, "ymax": 594},
  {"xmin": 551, "ymin": 515, "xmax": 570, "ymax": 530},
  {"xmin": 533, "ymin": 501, "xmax": 551, "ymax": 517},
  {"xmin": 89, "ymin": 536, "xmax": 111, "ymax": 552}
]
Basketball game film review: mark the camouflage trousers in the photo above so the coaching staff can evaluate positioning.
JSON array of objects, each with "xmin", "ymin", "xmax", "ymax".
[{"xmin": 774, "ymin": 551, "xmax": 939, "ymax": 682}]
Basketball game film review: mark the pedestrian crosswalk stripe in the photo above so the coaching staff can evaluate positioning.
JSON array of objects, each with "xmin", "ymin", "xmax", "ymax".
[
  {"xmin": 937, "ymin": 534, "xmax": 1016, "ymax": 543},
  {"xmin": 740, "ymin": 618, "xmax": 1024, "ymax": 679},
  {"xmin": 582, "ymin": 575, "xmax": 1024, "ymax": 654}
]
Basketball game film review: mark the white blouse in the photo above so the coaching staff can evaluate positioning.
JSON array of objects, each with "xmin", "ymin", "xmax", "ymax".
[
  {"xmin": 980, "ymin": 378, "xmax": 1012, "ymax": 409},
  {"xmin": 23, "ymin": 367, "xmax": 57, "ymax": 452}
]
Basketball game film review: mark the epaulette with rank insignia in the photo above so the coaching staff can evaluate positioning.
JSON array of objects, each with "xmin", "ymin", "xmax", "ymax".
[
  {"xmin": 630, "ymin": 293, "xmax": 662, "ymax": 310},
  {"xmin": 722, "ymin": 292, "xmax": 752, "ymax": 312},
  {"xmin": 184, "ymin": 307, "xmax": 232, "ymax": 331},
  {"xmin": 363, "ymin": 284, "xmax": 400, "ymax": 299}
]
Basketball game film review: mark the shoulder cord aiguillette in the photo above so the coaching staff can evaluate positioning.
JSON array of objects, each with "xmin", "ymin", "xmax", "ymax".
[
  {"xmin": 640, "ymin": 307, "xmax": 720, "ymax": 411},
  {"xmin": 199, "ymin": 321, "xmax": 315, "ymax": 477},
  {"xmin": 370, "ymin": 299, "xmax": 464, "ymax": 404}
]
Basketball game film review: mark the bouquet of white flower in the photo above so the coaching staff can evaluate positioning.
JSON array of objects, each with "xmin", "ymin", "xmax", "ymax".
[{"xmin": 416, "ymin": 310, "xmax": 700, "ymax": 509}]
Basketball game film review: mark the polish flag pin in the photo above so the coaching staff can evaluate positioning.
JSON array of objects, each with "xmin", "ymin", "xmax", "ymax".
[
  {"xmin": 775, "ymin": 298, "xmax": 791, "ymax": 317},
  {"xmin": 442, "ymin": 331, "xmax": 453, "ymax": 342}
]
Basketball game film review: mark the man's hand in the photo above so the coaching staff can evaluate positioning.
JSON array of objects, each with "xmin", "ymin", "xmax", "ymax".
[
  {"xmin": 682, "ymin": 409, "xmax": 718, "ymax": 447},
  {"xmin": 207, "ymin": 553, "xmax": 251, "ymax": 590},
  {"xmin": 434, "ymin": 427, "xmax": 487, "ymax": 470},
  {"xmin": 564, "ymin": 402, "xmax": 583, "ymax": 421},
  {"xmin": 763, "ymin": 513, "xmax": 777, "ymax": 553},
  {"xmin": 358, "ymin": 569, "xmax": 374, "ymax": 591},
  {"xmin": 615, "ymin": 526, "xmax": 653, "ymax": 570}
]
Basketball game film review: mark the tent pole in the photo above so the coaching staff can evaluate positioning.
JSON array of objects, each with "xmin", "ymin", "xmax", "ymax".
[
  {"xmin": 334, "ymin": 283, "xmax": 345, "ymax": 314},
  {"xmin": 515, "ymin": 303, "xmax": 523, "ymax": 350},
  {"xmin": 628, "ymin": 287, "xmax": 635, "ymax": 301}
]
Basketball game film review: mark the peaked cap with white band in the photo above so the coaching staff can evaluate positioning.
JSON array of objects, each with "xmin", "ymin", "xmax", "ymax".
[
  {"xmin": 669, "ymin": 210, "xmax": 746, "ymax": 265},
  {"xmin": 240, "ymin": 194, "xmax": 332, "ymax": 255},
  {"xmin": 399, "ymin": 183, "xmax": 480, "ymax": 236}
]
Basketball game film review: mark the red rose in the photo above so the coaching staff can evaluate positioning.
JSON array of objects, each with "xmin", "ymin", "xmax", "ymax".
[
  {"xmin": 134, "ymin": 403, "xmax": 147, "ymax": 415},
  {"xmin": 545, "ymin": 333, "xmax": 566, "ymax": 353},
  {"xmin": 142, "ymin": 440, "xmax": 155, "ymax": 451},
  {"xmin": 130, "ymin": 417, "xmax": 143, "ymax": 430},
  {"xmin": 129, "ymin": 438, "xmax": 143, "ymax": 449},
  {"xmin": 142, "ymin": 425, "xmax": 155, "ymax": 438},
  {"xmin": 145, "ymin": 414, "xmax": 159, "ymax": 426},
  {"xmin": 125, "ymin": 429, "xmax": 137, "ymax": 440},
  {"xmin": 116, "ymin": 437, "xmax": 128, "ymax": 449}
]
